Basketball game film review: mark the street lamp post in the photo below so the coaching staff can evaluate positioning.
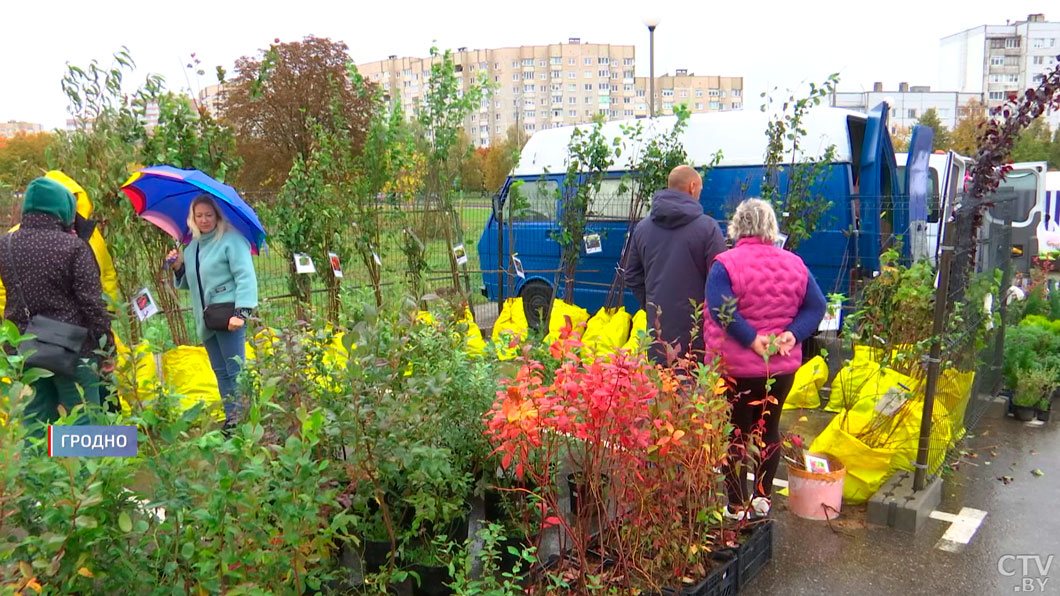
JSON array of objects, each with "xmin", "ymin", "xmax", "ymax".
[{"xmin": 644, "ymin": 17, "xmax": 660, "ymax": 118}]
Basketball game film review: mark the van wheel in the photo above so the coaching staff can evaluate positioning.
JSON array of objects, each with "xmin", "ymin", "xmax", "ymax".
[{"xmin": 520, "ymin": 280, "xmax": 553, "ymax": 330}]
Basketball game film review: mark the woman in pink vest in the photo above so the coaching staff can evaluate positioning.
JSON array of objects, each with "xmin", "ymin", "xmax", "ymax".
[{"xmin": 704, "ymin": 198, "xmax": 826, "ymax": 519}]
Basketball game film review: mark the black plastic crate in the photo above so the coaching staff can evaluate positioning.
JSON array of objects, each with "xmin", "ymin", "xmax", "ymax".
[
  {"xmin": 735, "ymin": 519, "xmax": 774, "ymax": 591},
  {"xmin": 654, "ymin": 551, "xmax": 737, "ymax": 596},
  {"xmin": 683, "ymin": 551, "xmax": 738, "ymax": 596}
]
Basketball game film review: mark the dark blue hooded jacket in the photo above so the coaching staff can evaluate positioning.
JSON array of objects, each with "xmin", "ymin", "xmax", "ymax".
[{"xmin": 622, "ymin": 189, "xmax": 726, "ymax": 363}]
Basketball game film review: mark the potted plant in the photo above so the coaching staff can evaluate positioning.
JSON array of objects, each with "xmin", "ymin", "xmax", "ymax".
[
  {"xmin": 1013, "ymin": 363, "xmax": 1057, "ymax": 422},
  {"xmin": 485, "ymin": 322, "xmax": 738, "ymax": 594}
]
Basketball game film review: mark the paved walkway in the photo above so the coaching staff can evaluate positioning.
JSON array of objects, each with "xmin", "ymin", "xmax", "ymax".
[{"xmin": 745, "ymin": 400, "xmax": 1059, "ymax": 596}]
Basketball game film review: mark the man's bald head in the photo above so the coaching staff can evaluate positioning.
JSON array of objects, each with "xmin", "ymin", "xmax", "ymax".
[{"xmin": 667, "ymin": 165, "xmax": 702, "ymax": 198}]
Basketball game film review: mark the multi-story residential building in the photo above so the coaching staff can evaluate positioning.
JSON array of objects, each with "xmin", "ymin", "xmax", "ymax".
[
  {"xmin": 634, "ymin": 70, "xmax": 743, "ymax": 118},
  {"xmin": 357, "ymin": 40, "xmax": 743, "ymax": 146},
  {"xmin": 65, "ymin": 102, "xmax": 160, "ymax": 132},
  {"xmin": 0, "ymin": 120, "xmax": 44, "ymax": 138},
  {"xmin": 833, "ymin": 82, "xmax": 984, "ymax": 132},
  {"xmin": 197, "ymin": 84, "xmax": 227, "ymax": 116},
  {"xmin": 940, "ymin": 13, "xmax": 1060, "ymax": 128}
]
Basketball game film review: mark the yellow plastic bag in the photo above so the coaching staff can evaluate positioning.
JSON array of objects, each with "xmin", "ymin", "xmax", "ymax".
[
  {"xmin": 784, "ymin": 356, "xmax": 828, "ymax": 410},
  {"xmin": 885, "ymin": 398, "xmax": 952, "ymax": 476},
  {"xmin": 492, "ymin": 298, "xmax": 529, "ymax": 360},
  {"xmin": 851, "ymin": 367, "xmax": 922, "ymax": 417},
  {"xmin": 161, "ymin": 346, "xmax": 224, "ymax": 421},
  {"xmin": 810, "ymin": 412, "xmax": 895, "ymax": 503},
  {"xmin": 936, "ymin": 369, "xmax": 975, "ymax": 443},
  {"xmin": 583, "ymin": 307, "xmax": 633, "ymax": 357},
  {"xmin": 621, "ymin": 310, "xmax": 648, "ymax": 352},
  {"xmin": 825, "ymin": 349, "xmax": 883, "ymax": 412},
  {"xmin": 544, "ymin": 300, "xmax": 590, "ymax": 344},
  {"xmin": 463, "ymin": 310, "xmax": 487, "ymax": 356},
  {"xmin": 113, "ymin": 336, "xmax": 161, "ymax": 414}
]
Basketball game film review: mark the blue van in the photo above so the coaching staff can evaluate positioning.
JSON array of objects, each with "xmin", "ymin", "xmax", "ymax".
[{"xmin": 478, "ymin": 103, "xmax": 923, "ymax": 326}]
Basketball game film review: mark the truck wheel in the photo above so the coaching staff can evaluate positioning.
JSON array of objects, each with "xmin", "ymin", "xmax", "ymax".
[{"xmin": 520, "ymin": 280, "xmax": 553, "ymax": 330}]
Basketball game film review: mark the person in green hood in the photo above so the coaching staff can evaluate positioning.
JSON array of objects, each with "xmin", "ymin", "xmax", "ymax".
[{"xmin": 0, "ymin": 177, "xmax": 114, "ymax": 435}]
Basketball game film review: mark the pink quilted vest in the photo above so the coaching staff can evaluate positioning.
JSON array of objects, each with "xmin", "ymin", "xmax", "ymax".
[{"xmin": 703, "ymin": 238, "xmax": 809, "ymax": 377}]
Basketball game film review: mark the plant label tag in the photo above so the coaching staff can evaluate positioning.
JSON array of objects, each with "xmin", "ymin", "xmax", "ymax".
[
  {"xmin": 584, "ymin": 233, "xmax": 602, "ymax": 254},
  {"xmin": 512, "ymin": 255, "xmax": 525, "ymax": 279},
  {"xmin": 132, "ymin": 287, "xmax": 159, "ymax": 322},
  {"xmin": 294, "ymin": 253, "xmax": 316, "ymax": 274},
  {"xmin": 875, "ymin": 386, "xmax": 908, "ymax": 417},
  {"xmin": 453, "ymin": 244, "xmax": 468, "ymax": 265},
  {"xmin": 328, "ymin": 252, "xmax": 343, "ymax": 278},
  {"xmin": 804, "ymin": 454, "xmax": 830, "ymax": 474},
  {"xmin": 373, "ymin": 252, "xmax": 381, "ymax": 267},
  {"xmin": 774, "ymin": 233, "xmax": 788, "ymax": 249},
  {"xmin": 818, "ymin": 297, "xmax": 842, "ymax": 332}
]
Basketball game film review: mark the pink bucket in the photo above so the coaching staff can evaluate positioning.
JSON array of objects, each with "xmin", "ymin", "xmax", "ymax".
[{"xmin": 786, "ymin": 454, "xmax": 846, "ymax": 520}]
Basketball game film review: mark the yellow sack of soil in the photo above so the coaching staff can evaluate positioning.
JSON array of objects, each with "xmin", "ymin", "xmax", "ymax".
[
  {"xmin": 583, "ymin": 307, "xmax": 633, "ymax": 357},
  {"xmin": 784, "ymin": 356, "xmax": 828, "ymax": 410},
  {"xmin": 161, "ymin": 346, "xmax": 224, "ymax": 421},
  {"xmin": 492, "ymin": 298, "xmax": 529, "ymax": 360},
  {"xmin": 621, "ymin": 310, "xmax": 648, "ymax": 352},
  {"xmin": 544, "ymin": 300, "xmax": 590, "ymax": 344}
]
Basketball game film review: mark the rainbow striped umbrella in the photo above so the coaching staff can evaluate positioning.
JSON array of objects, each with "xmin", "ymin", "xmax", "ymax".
[{"xmin": 121, "ymin": 165, "xmax": 266, "ymax": 253}]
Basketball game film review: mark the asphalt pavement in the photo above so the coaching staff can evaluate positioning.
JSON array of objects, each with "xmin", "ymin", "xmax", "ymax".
[{"xmin": 744, "ymin": 399, "xmax": 1059, "ymax": 596}]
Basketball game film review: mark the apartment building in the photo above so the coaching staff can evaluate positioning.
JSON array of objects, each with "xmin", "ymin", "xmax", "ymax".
[
  {"xmin": 0, "ymin": 120, "xmax": 44, "ymax": 138},
  {"xmin": 940, "ymin": 13, "xmax": 1060, "ymax": 128},
  {"xmin": 358, "ymin": 39, "xmax": 743, "ymax": 145},
  {"xmin": 834, "ymin": 82, "xmax": 984, "ymax": 131},
  {"xmin": 634, "ymin": 70, "xmax": 743, "ymax": 117}
]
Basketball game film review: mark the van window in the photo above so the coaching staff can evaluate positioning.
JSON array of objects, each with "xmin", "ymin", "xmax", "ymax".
[
  {"xmin": 992, "ymin": 171, "xmax": 1037, "ymax": 222},
  {"xmin": 509, "ymin": 179, "xmax": 559, "ymax": 222},
  {"xmin": 847, "ymin": 116, "xmax": 866, "ymax": 187},
  {"xmin": 896, "ymin": 165, "xmax": 941, "ymax": 222},
  {"xmin": 588, "ymin": 178, "xmax": 640, "ymax": 221}
]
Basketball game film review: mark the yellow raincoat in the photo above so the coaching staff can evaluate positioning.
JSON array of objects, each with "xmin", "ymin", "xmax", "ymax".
[{"xmin": 0, "ymin": 171, "xmax": 119, "ymax": 314}]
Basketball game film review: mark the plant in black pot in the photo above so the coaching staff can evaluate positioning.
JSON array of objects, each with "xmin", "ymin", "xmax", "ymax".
[{"xmin": 1013, "ymin": 363, "xmax": 1057, "ymax": 422}]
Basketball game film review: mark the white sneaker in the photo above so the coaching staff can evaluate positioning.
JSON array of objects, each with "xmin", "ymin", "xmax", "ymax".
[
  {"xmin": 751, "ymin": 497, "xmax": 771, "ymax": 517},
  {"xmin": 723, "ymin": 505, "xmax": 749, "ymax": 521}
]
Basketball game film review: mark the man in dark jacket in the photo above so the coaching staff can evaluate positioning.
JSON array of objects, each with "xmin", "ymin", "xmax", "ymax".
[
  {"xmin": 623, "ymin": 165, "xmax": 727, "ymax": 364},
  {"xmin": 0, "ymin": 177, "xmax": 113, "ymax": 432}
]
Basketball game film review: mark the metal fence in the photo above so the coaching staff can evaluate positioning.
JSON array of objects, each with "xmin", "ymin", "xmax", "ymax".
[{"xmin": 916, "ymin": 193, "xmax": 1014, "ymax": 489}]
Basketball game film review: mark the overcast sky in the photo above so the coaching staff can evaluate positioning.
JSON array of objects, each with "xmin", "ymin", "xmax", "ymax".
[{"xmin": 2, "ymin": 0, "xmax": 1051, "ymax": 130}]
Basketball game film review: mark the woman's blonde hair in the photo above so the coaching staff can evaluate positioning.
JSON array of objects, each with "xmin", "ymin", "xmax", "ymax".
[
  {"xmin": 187, "ymin": 194, "xmax": 228, "ymax": 240},
  {"xmin": 728, "ymin": 198, "xmax": 779, "ymax": 244}
]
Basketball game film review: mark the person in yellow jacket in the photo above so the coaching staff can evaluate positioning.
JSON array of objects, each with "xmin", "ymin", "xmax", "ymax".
[{"xmin": 0, "ymin": 170, "xmax": 119, "ymax": 312}]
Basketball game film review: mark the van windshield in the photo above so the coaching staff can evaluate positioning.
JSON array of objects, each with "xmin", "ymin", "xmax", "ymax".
[{"xmin": 509, "ymin": 179, "xmax": 560, "ymax": 222}]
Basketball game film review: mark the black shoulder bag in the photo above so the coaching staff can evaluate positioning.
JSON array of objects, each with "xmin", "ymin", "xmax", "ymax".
[
  {"xmin": 194, "ymin": 243, "xmax": 236, "ymax": 332},
  {"xmin": 2, "ymin": 235, "xmax": 88, "ymax": 377}
]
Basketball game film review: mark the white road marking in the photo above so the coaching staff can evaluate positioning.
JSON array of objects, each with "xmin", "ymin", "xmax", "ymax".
[
  {"xmin": 751, "ymin": 473, "xmax": 985, "ymax": 551},
  {"xmin": 934, "ymin": 507, "xmax": 987, "ymax": 552}
]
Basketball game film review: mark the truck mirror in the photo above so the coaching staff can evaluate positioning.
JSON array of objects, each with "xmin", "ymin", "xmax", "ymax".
[{"xmin": 492, "ymin": 194, "xmax": 503, "ymax": 219}]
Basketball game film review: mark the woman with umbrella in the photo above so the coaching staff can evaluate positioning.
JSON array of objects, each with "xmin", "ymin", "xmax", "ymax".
[
  {"xmin": 123, "ymin": 166, "xmax": 263, "ymax": 431},
  {"xmin": 166, "ymin": 195, "xmax": 258, "ymax": 429}
]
